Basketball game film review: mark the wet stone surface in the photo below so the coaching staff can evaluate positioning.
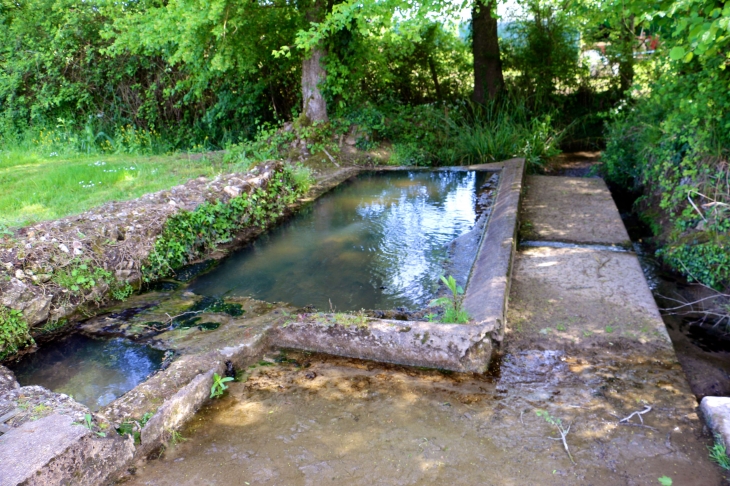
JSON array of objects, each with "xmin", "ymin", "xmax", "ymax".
[{"xmin": 125, "ymin": 352, "xmax": 724, "ymax": 486}]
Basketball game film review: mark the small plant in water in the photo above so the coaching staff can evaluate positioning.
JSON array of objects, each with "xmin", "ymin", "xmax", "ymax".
[
  {"xmin": 168, "ymin": 428, "xmax": 187, "ymax": 446},
  {"xmin": 430, "ymin": 275, "xmax": 469, "ymax": 324},
  {"xmin": 536, "ymin": 409, "xmax": 575, "ymax": 465},
  {"xmin": 210, "ymin": 372, "xmax": 234, "ymax": 399},
  {"xmin": 709, "ymin": 435, "xmax": 730, "ymax": 470}
]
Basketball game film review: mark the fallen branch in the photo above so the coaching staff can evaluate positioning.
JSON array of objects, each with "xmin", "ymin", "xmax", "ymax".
[
  {"xmin": 619, "ymin": 405, "xmax": 652, "ymax": 424},
  {"xmin": 164, "ymin": 310, "xmax": 204, "ymax": 324},
  {"xmin": 536, "ymin": 409, "xmax": 576, "ymax": 465},
  {"xmin": 322, "ymin": 148, "xmax": 340, "ymax": 168}
]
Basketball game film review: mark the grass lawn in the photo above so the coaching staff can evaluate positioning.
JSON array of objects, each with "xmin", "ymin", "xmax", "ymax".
[{"xmin": 0, "ymin": 151, "xmax": 238, "ymax": 228}]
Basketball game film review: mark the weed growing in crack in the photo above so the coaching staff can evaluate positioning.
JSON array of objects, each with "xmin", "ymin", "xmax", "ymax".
[
  {"xmin": 709, "ymin": 435, "xmax": 730, "ymax": 470},
  {"xmin": 430, "ymin": 275, "xmax": 469, "ymax": 324},
  {"xmin": 210, "ymin": 372, "xmax": 234, "ymax": 399},
  {"xmin": 0, "ymin": 305, "xmax": 33, "ymax": 360}
]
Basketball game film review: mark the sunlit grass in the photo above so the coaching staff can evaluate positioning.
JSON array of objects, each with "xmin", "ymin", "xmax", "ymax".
[{"xmin": 0, "ymin": 151, "xmax": 236, "ymax": 227}]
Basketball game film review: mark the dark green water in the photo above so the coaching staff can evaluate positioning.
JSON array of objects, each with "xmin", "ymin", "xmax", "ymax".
[
  {"xmin": 189, "ymin": 170, "xmax": 491, "ymax": 311},
  {"xmin": 9, "ymin": 334, "xmax": 165, "ymax": 410}
]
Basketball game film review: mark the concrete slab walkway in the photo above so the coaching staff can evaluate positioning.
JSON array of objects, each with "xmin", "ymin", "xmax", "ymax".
[
  {"xmin": 521, "ymin": 175, "xmax": 632, "ymax": 247},
  {"xmin": 506, "ymin": 174, "xmax": 724, "ymax": 484}
]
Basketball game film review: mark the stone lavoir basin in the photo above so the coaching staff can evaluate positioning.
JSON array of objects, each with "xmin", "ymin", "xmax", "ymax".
[
  {"xmin": 190, "ymin": 169, "xmax": 497, "ymax": 311},
  {"xmin": 8, "ymin": 161, "xmax": 522, "ymax": 405},
  {"xmin": 0, "ymin": 160, "xmax": 524, "ymax": 485}
]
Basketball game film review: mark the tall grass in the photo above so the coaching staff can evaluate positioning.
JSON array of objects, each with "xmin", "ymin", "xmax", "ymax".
[
  {"xmin": 378, "ymin": 98, "xmax": 564, "ymax": 171},
  {"xmin": 443, "ymin": 99, "xmax": 563, "ymax": 172}
]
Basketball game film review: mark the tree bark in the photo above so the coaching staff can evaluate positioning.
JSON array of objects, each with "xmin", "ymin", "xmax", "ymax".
[
  {"xmin": 302, "ymin": 47, "xmax": 328, "ymax": 122},
  {"xmin": 428, "ymin": 57, "xmax": 442, "ymax": 103},
  {"xmin": 302, "ymin": 0, "xmax": 329, "ymax": 123},
  {"xmin": 472, "ymin": 0, "xmax": 504, "ymax": 104},
  {"xmin": 618, "ymin": 15, "xmax": 635, "ymax": 93}
]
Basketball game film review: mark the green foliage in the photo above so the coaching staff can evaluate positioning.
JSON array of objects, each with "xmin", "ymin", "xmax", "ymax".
[
  {"xmin": 288, "ymin": 164, "xmax": 314, "ymax": 194},
  {"xmin": 658, "ymin": 476, "xmax": 673, "ymax": 486},
  {"xmin": 210, "ymin": 372, "xmax": 234, "ymax": 399},
  {"xmin": 430, "ymin": 275, "xmax": 470, "ymax": 324},
  {"xmin": 52, "ymin": 259, "xmax": 132, "ymax": 300},
  {"xmin": 708, "ymin": 435, "xmax": 730, "ymax": 470},
  {"xmin": 443, "ymin": 101, "xmax": 563, "ymax": 171},
  {"xmin": 116, "ymin": 411, "xmax": 154, "ymax": 444},
  {"xmin": 110, "ymin": 282, "xmax": 134, "ymax": 301},
  {"xmin": 144, "ymin": 164, "xmax": 306, "ymax": 281},
  {"xmin": 502, "ymin": 0, "xmax": 585, "ymax": 100},
  {"xmin": 0, "ymin": 306, "xmax": 33, "ymax": 360},
  {"xmin": 602, "ymin": 0, "xmax": 730, "ymax": 290},
  {"xmin": 0, "ymin": 0, "xmax": 302, "ymax": 151},
  {"xmin": 342, "ymin": 101, "xmax": 562, "ymax": 170},
  {"xmin": 658, "ymin": 240, "xmax": 729, "ymax": 290},
  {"xmin": 53, "ymin": 262, "xmax": 111, "ymax": 294},
  {"xmin": 83, "ymin": 413, "xmax": 106, "ymax": 437},
  {"xmin": 0, "ymin": 152, "xmax": 239, "ymax": 228},
  {"xmin": 536, "ymin": 409, "xmax": 561, "ymax": 427}
]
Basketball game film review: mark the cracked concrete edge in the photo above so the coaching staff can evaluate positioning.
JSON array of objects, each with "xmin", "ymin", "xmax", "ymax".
[
  {"xmin": 0, "ymin": 330, "xmax": 270, "ymax": 486},
  {"xmin": 700, "ymin": 396, "xmax": 730, "ymax": 449},
  {"xmin": 0, "ymin": 413, "xmax": 135, "ymax": 486},
  {"xmin": 133, "ymin": 331, "xmax": 270, "ymax": 460},
  {"xmin": 463, "ymin": 158, "xmax": 525, "ymax": 342},
  {"xmin": 270, "ymin": 317, "xmax": 494, "ymax": 373}
]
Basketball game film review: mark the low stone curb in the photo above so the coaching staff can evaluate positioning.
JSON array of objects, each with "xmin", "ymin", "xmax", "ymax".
[{"xmin": 700, "ymin": 396, "xmax": 730, "ymax": 448}]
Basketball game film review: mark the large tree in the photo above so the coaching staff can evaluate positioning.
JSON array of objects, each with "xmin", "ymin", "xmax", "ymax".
[{"xmin": 471, "ymin": 0, "xmax": 504, "ymax": 103}]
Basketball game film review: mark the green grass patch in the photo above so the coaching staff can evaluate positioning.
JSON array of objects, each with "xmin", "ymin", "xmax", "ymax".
[{"xmin": 0, "ymin": 151, "xmax": 241, "ymax": 228}]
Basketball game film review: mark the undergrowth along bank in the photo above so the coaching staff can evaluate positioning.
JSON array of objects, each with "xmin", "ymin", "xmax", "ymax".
[
  {"xmin": 0, "ymin": 161, "xmax": 313, "ymax": 360},
  {"xmin": 0, "ymin": 305, "xmax": 32, "ymax": 361},
  {"xmin": 143, "ymin": 163, "xmax": 312, "ymax": 281}
]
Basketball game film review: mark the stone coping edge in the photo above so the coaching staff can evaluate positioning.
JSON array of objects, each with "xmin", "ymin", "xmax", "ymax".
[{"xmin": 700, "ymin": 396, "xmax": 730, "ymax": 450}]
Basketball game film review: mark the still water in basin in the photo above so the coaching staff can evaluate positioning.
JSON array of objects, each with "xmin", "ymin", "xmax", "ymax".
[
  {"xmin": 9, "ymin": 334, "xmax": 165, "ymax": 410},
  {"xmin": 190, "ymin": 170, "xmax": 491, "ymax": 311}
]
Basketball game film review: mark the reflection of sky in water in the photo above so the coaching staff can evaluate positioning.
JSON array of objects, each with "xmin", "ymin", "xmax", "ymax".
[
  {"xmin": 189, "ymin": 170, "xmax": 487, "ymax": 311},
  {"xmin": 9, "ymin": 335, "xmax": 164, "ymax": 410}
]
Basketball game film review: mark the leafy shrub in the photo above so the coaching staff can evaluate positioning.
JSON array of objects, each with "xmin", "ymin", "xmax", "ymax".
[
  {"xmin": 501, "ymin": 0, "xmax": 585, "ymax": 100},
  {"xmin": 52, "ymin": 259, "xmax": 133, "ymax": 300},
  {"xmin": 0, "ymin": 306, "xmax": 33, "ymax": 360},
  {"xmin": 602, "ymin": 56, "xmax": 730, "ymax": 289},
  {"xmin": 143, "ymin": 164, "xmax": 309, "ymax": 281}
]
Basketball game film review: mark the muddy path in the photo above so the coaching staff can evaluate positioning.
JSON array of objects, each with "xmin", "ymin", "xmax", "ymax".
[{"xmin": 125, "ymin": 351, "xmax": 722, "ymax": 486}]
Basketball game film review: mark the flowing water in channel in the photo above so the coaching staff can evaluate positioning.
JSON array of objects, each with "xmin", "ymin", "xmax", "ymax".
[
  {"xmin": 190, "ymin": 170, "xmax": 492, "ymax": 311},
  {"xmin": 8, "ymin": 334, "xmax": 165, "ymax": 410}
]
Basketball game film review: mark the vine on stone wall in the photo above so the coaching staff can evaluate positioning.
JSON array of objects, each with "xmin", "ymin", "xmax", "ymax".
[{"xmin": 143, "ymin": 164, "xmax": 311, "ymax": 281}]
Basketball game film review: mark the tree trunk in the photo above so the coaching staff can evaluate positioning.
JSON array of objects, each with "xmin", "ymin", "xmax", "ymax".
[
  {"xmin": 472, "ymin": 0, "xmax": 504, "ymax": 104},
  {"xmin": 428, "ymin": 57, "xmax": 442, "ymax": 103},
  {"xmin": 302, "ymin": 47, "xmax": 328, "ymax": 122},
  {"xmin": 302, "ymin": 0, "xmax": 329, "ymax": 123},
  {"xmin": 618, "ymin": 15, "xmax": 635, "ymax": 93}
]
